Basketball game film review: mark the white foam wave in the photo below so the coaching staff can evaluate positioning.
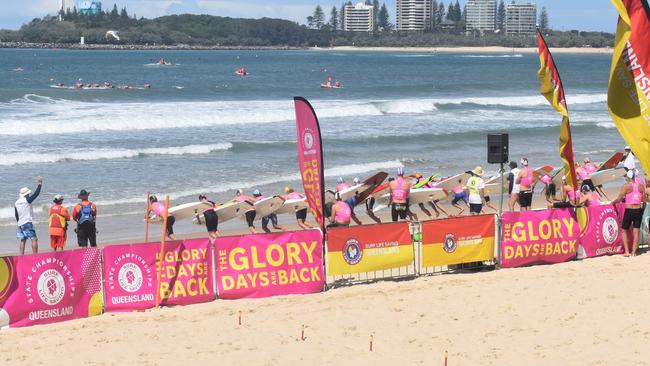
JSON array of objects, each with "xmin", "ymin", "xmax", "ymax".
[
  {"xmin": 460, "ymin": 54, "xmax": 524, "ymax": 58},
  {"xmin": 392, "ymin": 54, "xmax": 436, "ymax": 58},
  {"xmin": 0, "ymin": 94, "xmax": 607, "ymax": 136},
  {"xmin": 0, "ymin": 143, "xmax": 232, "ymax": 166},
  {"xmin": 596, "ymin": 122, "xmax": 616, "ymax": 129}
]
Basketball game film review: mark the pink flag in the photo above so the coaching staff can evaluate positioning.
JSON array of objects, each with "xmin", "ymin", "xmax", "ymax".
[{"xmin": 294, "ymin": 97, "xmax": 325, "ymax": 229}]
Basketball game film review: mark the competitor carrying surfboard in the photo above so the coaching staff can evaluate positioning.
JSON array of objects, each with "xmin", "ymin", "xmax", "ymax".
[
  {"xmin": 283, "ymin": 186, "xmax": 313, "ymax": 230},
  {"xmin": 197, "ymin": 195, "xmax": 219, "ymax": 241},
  {"xmin": 252, "ymin": 190, "xmax": 287, "ymax": 233},
  {"xmin": 232, "ymin": 189, "xmax": 258, "ymax": 234},
  {"xmin": 389, "ymin": 168, "xmax": 414, "ymax": 222},
  {"xmin": 149, "ymin": 195, "xmax": 175, "ymax": 240}
]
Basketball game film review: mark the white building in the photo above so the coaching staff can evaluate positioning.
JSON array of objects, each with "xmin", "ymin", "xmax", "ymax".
[
  {"xmin": 344, "ymin": 3, "xmax": 374, "ymax": 32},
  {"xmin": 506, "ymin": 2, "xmax": 537, "ymax": 36},
  {"xmin": 396, "ymin": 0, "xmax": 431, "ymax": 31},
  {"xmin": 465, "ymin": 0, "xmax": 497, "ymax": 33}
]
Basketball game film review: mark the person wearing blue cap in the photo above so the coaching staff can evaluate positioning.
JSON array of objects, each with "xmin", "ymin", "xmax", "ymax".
[{"xmin": 252, "ymin": 190, "xmax": 286, "ymax": 233}]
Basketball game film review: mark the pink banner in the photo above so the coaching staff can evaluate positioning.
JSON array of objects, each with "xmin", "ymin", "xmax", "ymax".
[
  {"xmin": 577, "ymin": 204, "xmax": 626, "ymax": 258},
  {"xmin": 294, "ymin": 97, "xmax": 325, "ymax": 229},
  {"xmin": 0, "ymin": 248, "xmax": 103, "ymax": 328},
  {"xmin": 501, "ymin": 208, "xmax": 579, "ymax": 268},
  {"xmin": 215, "ymin": 230, "xmax": 324, "ymax": 299},
  {"xmin": 102, "ymin": 239, "xmax": 214, "ymax": 312}
]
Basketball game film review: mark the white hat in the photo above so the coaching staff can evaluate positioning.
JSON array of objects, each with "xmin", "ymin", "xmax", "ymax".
[
  {"xmin": 471, "ymin": 166, "xmax": 485, "ymax": 177},
  {"xmin": 353, "ymin": 177, "xmax": 361, "ymax": 184},
  {"xmin": 18, "ymin": 187, "xmax": 31, "ymax": 197},
  {"xmin": 627, "ymin": 170, "xmax": 635, "ymax": 179}
]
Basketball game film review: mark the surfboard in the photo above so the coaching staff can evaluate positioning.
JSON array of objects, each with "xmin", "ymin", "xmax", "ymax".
[
  {"xmin": 641, "ymin": 205, "xmax": 650, "ymax": 246},
  {"xmin": 482, "ymin": 183, "xmax": 504, "ymax": 196},
  {"xmin": 372, "ymin": 188, "xmax": 446, "ymax": 213},
  {"xmin": 192, "ymin": 200, "xmax": 253, "ymax": 225},
  {"xmin": 412, "ymin": 174, "xmax": 440, "ymax": 189},
  {"xmin": 597, "ymin": 151, "xmax": 624, "ymax": 171},
  {"xmin": 532, "ymin": 165, "xmax": 554, "ymax": 181},
  {"xmin": 325, "ymin": 171, "xmax": 388, "ymax": 204},
  {"xmin": 276, "ymin": 197, "xmax": 309, "ymax": 215},
  {"xmin": 435, "ymin": 172, "xmax": 471, "ymax": 193},
  {"xmin": 590, "ymin": 167, "xmax": 627, "ymax": 187},
  {"xmin": 148, "ymin": 201, "xmax": 214, "ymax": 223},
  {"xmin": 252, "ymin": 196, "xmax": 285, "ymax": 218}
]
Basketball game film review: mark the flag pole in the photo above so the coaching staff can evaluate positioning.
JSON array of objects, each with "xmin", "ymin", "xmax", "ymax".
[
  {"xmin": 145, "ymin": 191, "xmax": 150, "ymax": 242},
  {"xmin": 155, "ymin": 195, "xmax": 170, "ymax": 308}
]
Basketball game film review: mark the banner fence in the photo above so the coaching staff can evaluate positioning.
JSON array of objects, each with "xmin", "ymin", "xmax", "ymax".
[{"xmin": 0, "ymin": 206, "xmax": 645, "ymax": 328}]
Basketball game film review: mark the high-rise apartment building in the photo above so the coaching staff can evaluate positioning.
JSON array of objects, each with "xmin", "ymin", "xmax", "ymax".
[
  {"xmin": 344, "ymin": 3, "xmax": 375, "ymax": 32},
  {"xmin": 505, "ymin": 2, "xmax": 537, "ymax": 36},
  {"xmin": 395, "ymin": 0, "xmax": 431, "ymax": 31},
  {"xmin": 465, "ymin": 0, "xmax": 497, "ymax": 33}
]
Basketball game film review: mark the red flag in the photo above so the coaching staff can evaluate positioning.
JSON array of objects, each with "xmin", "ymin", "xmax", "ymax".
[
  {"xmin": 537, "ymin": 30, "xmax": 578, "ymax": 191},
  {"xmin": 294, "ymin": 97, "xmax": 325, "ymax": 230}
]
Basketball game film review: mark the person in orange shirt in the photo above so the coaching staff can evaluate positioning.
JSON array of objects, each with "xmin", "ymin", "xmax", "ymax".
[
  {"xmin": 72, "ymin": 189, "xmax": 97, "ymax": 247},
  {"xmin": 49, "ymin": 194, "xmax": 70, "ymax": 251}
]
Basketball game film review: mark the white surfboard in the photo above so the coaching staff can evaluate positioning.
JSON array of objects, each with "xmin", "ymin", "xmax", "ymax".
[
  {"xmin": 436, "ymin": 173, "xmax": 471, "ymax": 192},
  {"xmin": 590, "ymin": 167, "xmax": 627, "ymax": 187},
  {"xmin": 253, "ymin": 196, "xmax": 285, "ymax": 218},
  {"xmin": 148, "ymin": 201, "xmax": 213, "ymax": 223},
  {"xmin": 325, "ymin": 183, "xmax": 364, "ymax": 204},
  {"xmin": 482, "ymin": 183, "xmax": 503, "ymax": 196},
  {"xmin": 372, "ymin": 188, "xmax": 446, "ymax": 213},
  {"xmin": 192, "ymin": 200, "xmax": 253, "ymax": 225},
  {"xmin": 276, "ymin": 197, "xmax": 308, "ymax": 215}
]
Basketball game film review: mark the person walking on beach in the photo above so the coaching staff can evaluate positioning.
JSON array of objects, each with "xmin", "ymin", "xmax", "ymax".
[
  {"xmin": 15, "ymin": 176, "xmax": 42, "ymax": 255},
  {"xmin": 450, "ymin": 178, "xmax": 468, "ymax": 215},
  {"xmin": 389, "ymin": 167, "xmax": 413, "ymax": 222},
  {"xmin": 507, "ymin": 161, "xmax": 520, "ymax": 212},
  {"xmin": 466, "ymin": 166, "xmax": 485, "ymax": 216},
  {"xmin": 49, "ymin": 195, "xmax": 70, "ymax": 251},
  {"xmin": 253, "ymin": 190, "xmax": 286, "ymax": 233},
  {"xmin": 328, "ymin": 192, "xmax": 351, "ymax": 228},
  {"xmin": 611, "ymin": 171, "xmax": 645, "ymax": 257},
  {"xmin": 72, "ymin": 189, "xmax": 97, "ymax": 247},
  {"xmin": 149, "ymin": 195, "xmax": 175, "ymax": 240},
  {"xmin": 283, "ymin": 186, "xmax": 313, "ymax": 230},
  {"xmin": 233, "ymin": 189, "xmax": 258, "ymax": 234},
  {"xmin": 516, "ymin": 158, "xmax": 534, "ymax": 212},
  {"xmin": 197, "ymin": 195, "xmax": 219, "ymax": 241}
]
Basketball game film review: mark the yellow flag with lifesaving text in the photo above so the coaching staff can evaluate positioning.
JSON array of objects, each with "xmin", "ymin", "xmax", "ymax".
[
  {"xmin": 537, "ymin": 30, "xmax": 578, "ymax": 190},
  {"xmin": 608, "ymin": 0, "xmax": 650, "ymax": 174}
]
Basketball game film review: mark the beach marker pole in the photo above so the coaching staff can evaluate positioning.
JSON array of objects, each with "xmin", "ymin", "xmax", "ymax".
[
  {"xmin": 238, "ymin": 311, "xmax": 242, "ymax": 325},
  {"xmin": 145, "ymin": 192, "xmax": 150, "ymax": 242},
  {"xmin": 301, "ymin": 324, "xmax": 305, "ymax": 341},
  {"xmin": 444, "ymin": 350, "xmax": 448, "ymax": 366},
  {"xmin": 154, "ymin": 195, "xmax": 170, "ymax": 308},
  {"xmin": 369, "ymin": 334, "xmax": 373, "ymax": 352}
]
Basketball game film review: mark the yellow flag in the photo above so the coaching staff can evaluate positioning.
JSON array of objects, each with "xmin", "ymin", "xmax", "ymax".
[{"xmin": 608, "ymin": 0, "xmax": 650, "ymax": 173}]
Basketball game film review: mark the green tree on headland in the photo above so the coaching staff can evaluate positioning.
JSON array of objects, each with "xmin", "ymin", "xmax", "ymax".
[
  {"xmin": 497, "ymin": 0, "xmax": 506, "ymax": 31},
  {"xmin": 313, "ymin": 5, "xmax": 325, "ymax": 30},
  {"xmin": 539, "ymin": 7, "xmax": 549, "ymax": 33},
  {"xmin": 377, "ymin": 3, "xmax": 392, "ymax": 31},
  {"xmin": 330, "ymin": 6, "xmax": 339, "ymax": 31}
]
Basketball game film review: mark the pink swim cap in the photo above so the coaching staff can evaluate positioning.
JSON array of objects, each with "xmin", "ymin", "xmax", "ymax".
[{"xmin": 540, "ymin": 175, "xmax": 552, "ymax": 184}]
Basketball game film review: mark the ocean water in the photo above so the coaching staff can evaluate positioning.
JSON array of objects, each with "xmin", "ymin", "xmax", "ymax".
[{"xmin": 0, "ymin": 49, "xmax": 623, "ymax": 253}]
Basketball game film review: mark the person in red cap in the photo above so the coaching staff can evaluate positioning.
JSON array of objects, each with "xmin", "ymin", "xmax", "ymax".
[{"xmin": 72, "ymin": 189, "xmax": 97, "ymax": 247}]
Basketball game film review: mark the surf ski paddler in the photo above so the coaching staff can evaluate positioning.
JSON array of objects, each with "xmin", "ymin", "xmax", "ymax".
[
  {"xmin": 516, "ymin": 158, "xmax": 533, "ymax": 212},
  {"xmin": 389, "ymin": 167, "xmax": 412, "ymax": 222},
  {"xmin": 233, "ymin": 189, "xmax": 258, "ymax": 234},
  {"xmin": 283, "ymin": 186, "xmax": 313, "ymax": 230},
  {"xmin": 611, "ymin": 170, "xmax": 646, "ymax": 257},
  {"xmin": 327, "ymin": 192, "xmax": 351, "ymax": 228}
]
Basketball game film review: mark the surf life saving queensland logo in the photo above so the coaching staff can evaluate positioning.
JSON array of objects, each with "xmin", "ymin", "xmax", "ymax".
[
  {"xmin": 343, "ymin": 238, "xmax": 363, "ymax": 265},
  {"xmin": 107, "ymin": 253, "xmax": 154, "ymax": 305},
  {"xmin": 301, "ymin": 128, "xmax": 316, "ymax": 156},
  {"xmin": 443, "ymin": 233, "xmax": 458, "ymax": 253},
  {"xmin": 25, "ymin": 256, "xmax": 76, "ymax": 321}
]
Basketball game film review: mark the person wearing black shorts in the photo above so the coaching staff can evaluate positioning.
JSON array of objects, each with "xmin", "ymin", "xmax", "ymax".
[
  {"xmin": 198, "ymin": 195, "xmax": 219, "ymax": 241},
  {"xmin": 283, "ymin": 187, "xmax": 313, "ymax": 230},
  {"xmin": 612, "ymin": 171, "xmax": 645, "ymax": 256},
  {"xmin": 233, "ymin": 189, "xmax": 258, "ymax": 234}
]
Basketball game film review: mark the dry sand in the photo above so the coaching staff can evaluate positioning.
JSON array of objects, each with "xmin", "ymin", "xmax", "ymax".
[
  {"xmin": 323, "ymin": 46, "xmax": 613, "ymax": 54},
  {"xmin": 1, "ymin": 252, "xmax": 649, "ymax": 365}
]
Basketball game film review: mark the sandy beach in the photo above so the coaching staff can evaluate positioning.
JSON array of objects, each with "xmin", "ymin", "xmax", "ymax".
[
  {"xmin": 324, "ymin": 46, "xmax": 613, "ymax": 54},
  {"xmin": 0, "ymin": 249, "xmax": 647, "ymax": 365}
]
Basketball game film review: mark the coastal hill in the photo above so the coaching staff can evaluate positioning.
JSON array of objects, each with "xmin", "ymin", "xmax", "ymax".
[{"xmin": 0, "ymin": 10, "xmax": 614, "ymax": 48}]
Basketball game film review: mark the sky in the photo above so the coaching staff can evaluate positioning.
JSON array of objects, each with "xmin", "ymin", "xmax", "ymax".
[{"xmin": 0, "ymin": 0, "xmax": 618, "ymax": 32}]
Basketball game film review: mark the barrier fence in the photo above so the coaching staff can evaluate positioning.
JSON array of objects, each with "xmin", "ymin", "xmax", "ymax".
[{"xmin": 0, "ymin": 205, "xmax": 648, "ymax": 328}]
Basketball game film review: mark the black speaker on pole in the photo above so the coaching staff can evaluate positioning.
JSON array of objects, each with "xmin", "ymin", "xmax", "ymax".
[{"xmin": 487, "ymin": 133, "xmax": 509, "ymax": 164}]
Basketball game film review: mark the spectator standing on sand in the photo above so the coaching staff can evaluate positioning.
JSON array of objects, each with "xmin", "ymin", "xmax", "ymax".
[
  {"xmin": 14, "ymin": 176, "xmax": 43, "ymax": 255},
  {"xmin": 72, "ymin": 189, "xmax": 98, "ymax": 247},
  {"xmin": 49, "ymin": 194, "xmax": 70, "ymax": 251}
]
